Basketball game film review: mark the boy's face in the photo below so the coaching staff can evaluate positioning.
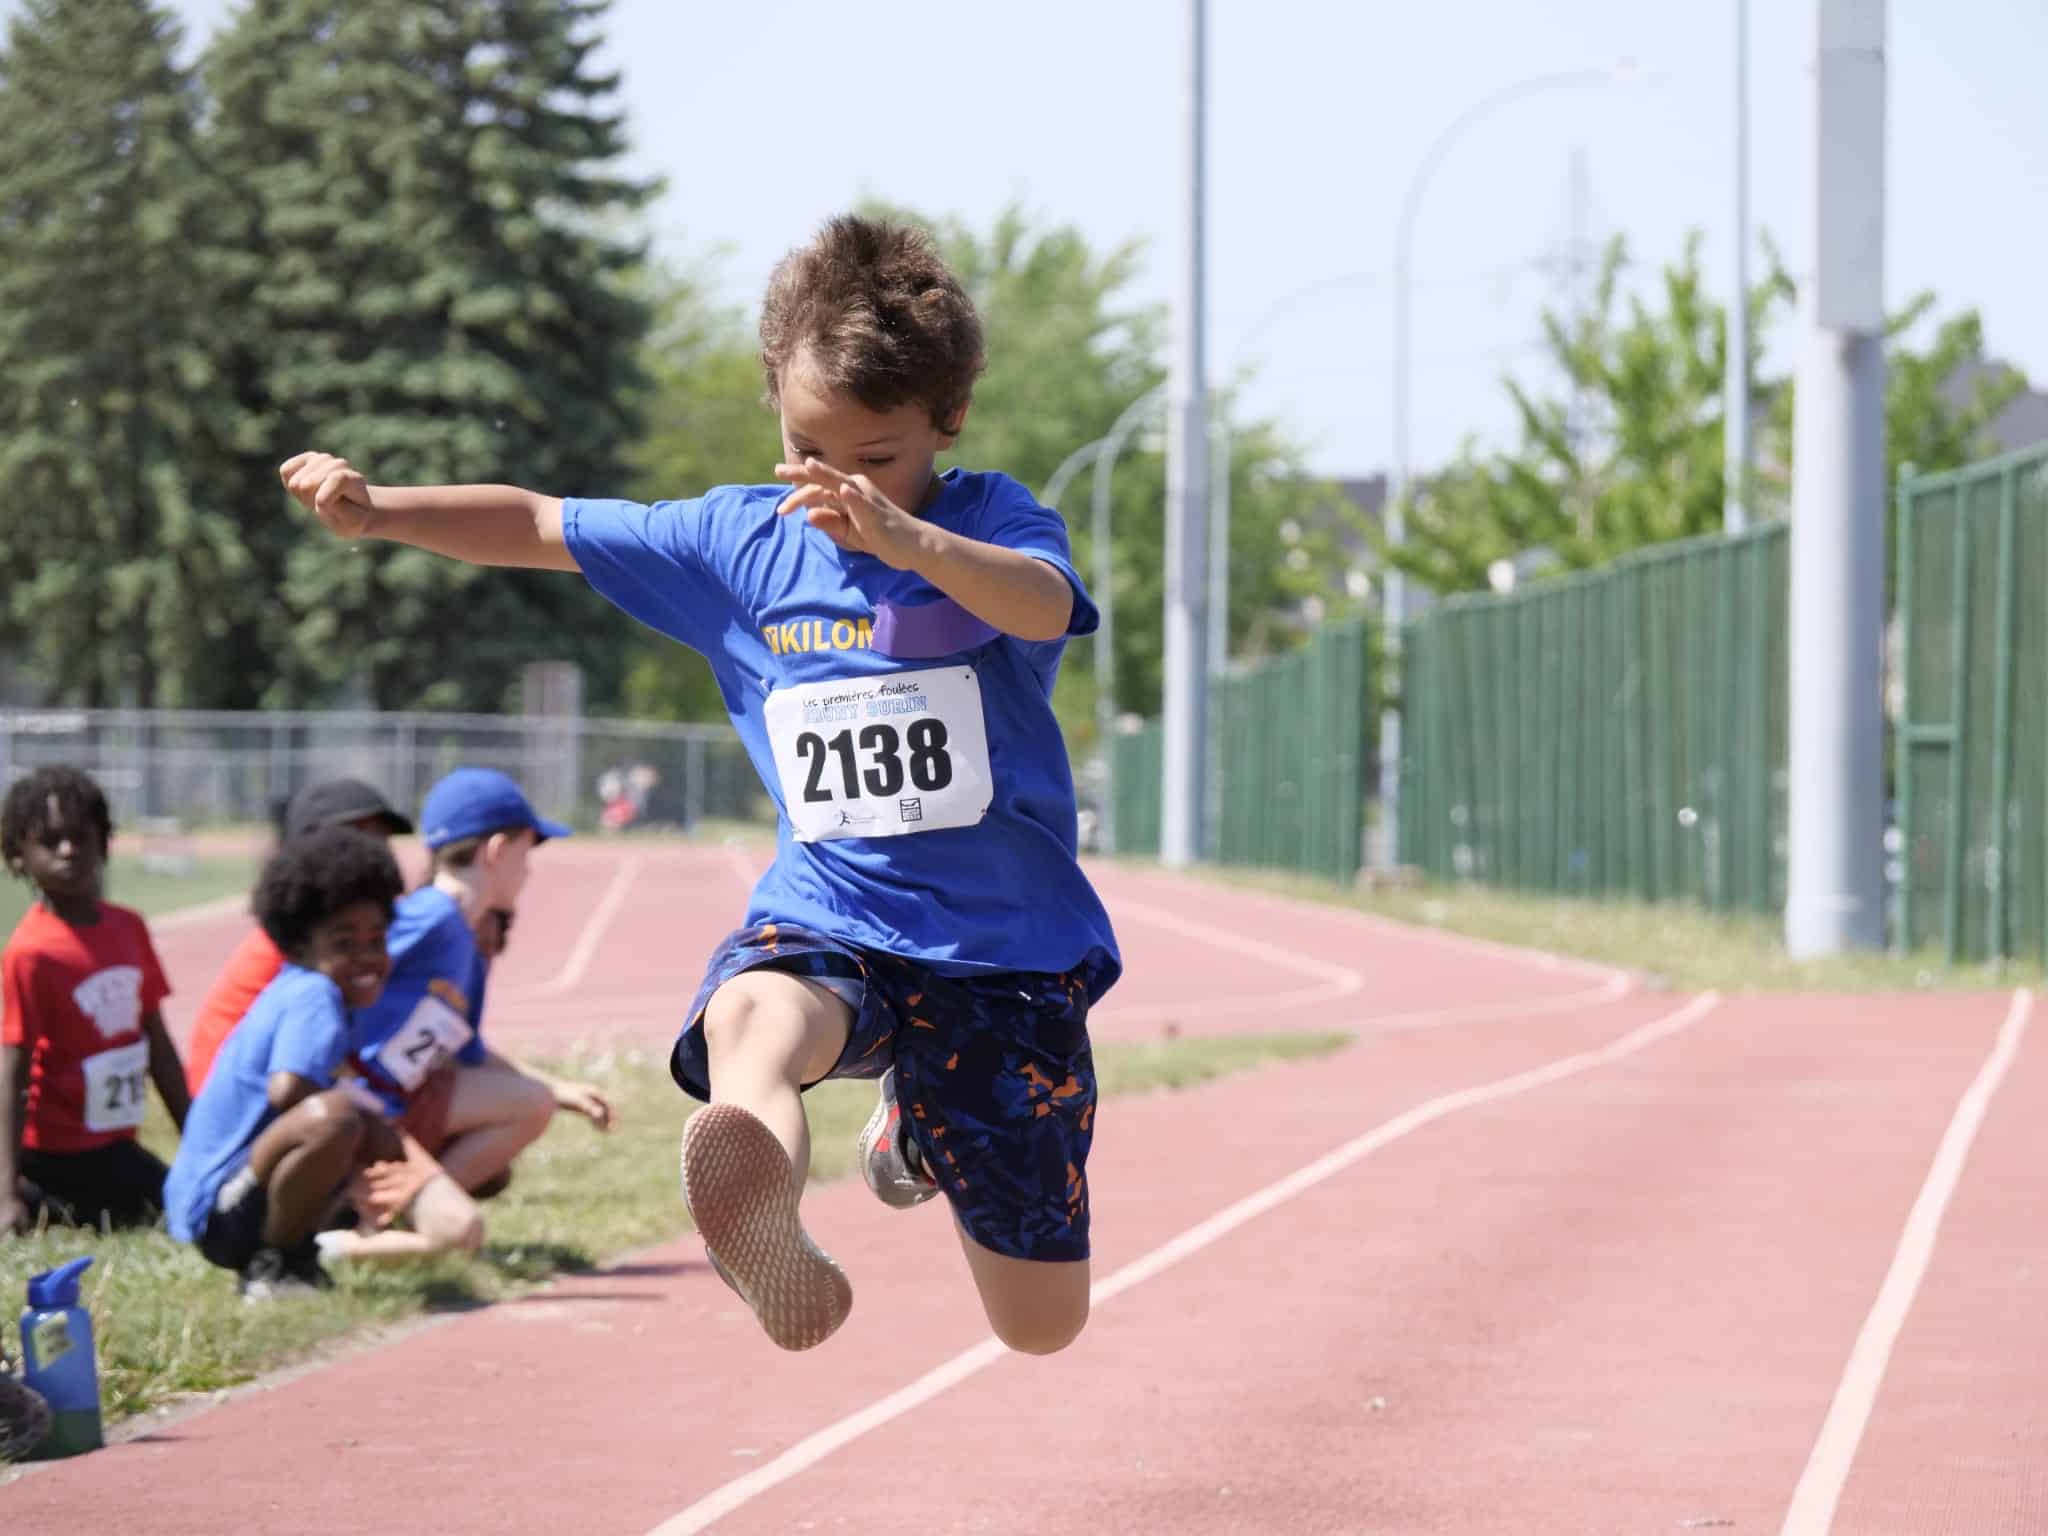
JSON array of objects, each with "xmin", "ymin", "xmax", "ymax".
[
  {"xmin": 299, "ymin": 900, "xmax": 392, "ymax": 1009},
  {"xmin": 13, "ymin": 795, "xmax": 105, "ymax": 905},
  {"xmin": 778, "ymin": 350, "xmax": 962, "ymax": 517},
  {"xmin": 472, "ymin": 828, "xmax": 537, "ymax": 956}
]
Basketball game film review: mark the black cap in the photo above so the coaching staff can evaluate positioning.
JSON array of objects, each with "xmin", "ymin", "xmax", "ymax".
[{"xmin": 284, "ymin": 779, "xmax": 415, "ymax": 841}]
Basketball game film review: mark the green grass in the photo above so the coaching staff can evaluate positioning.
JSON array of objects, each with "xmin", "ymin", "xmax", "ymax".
[
  {"xmin": 0, "ymin": 855, "xmax": 259, "ymax": 936},
  {"xmin": 1204, "ymin": 867, "xmax": 2040, "ymax": 994},
  {"xmin": 0, "ymin": 1031, "xmax": 1348, "ymax": 1429}
]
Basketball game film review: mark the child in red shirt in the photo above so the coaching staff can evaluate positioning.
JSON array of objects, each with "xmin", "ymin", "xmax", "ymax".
[{"xmin": 0, "ymin": 766, "xmax": 190, "ymax": 1233}]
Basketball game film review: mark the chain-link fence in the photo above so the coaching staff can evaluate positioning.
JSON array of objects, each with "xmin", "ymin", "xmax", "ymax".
[
  {"xmin": 0, "ymin": 709, "xmax": 768, "ymax": 833},
  {"xmin": 1399, "ymin": 525, "xmax": 1790, "ymax": 912},
  {"xmin": 1896, "ymin": 444, "xmax": 2048, "ymax": 962}
]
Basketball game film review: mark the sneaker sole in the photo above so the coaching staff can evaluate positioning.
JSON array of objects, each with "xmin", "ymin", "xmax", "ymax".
[{"xmin": 680, "ymin": 1104, "xmax": 851, "ymax": 1351}]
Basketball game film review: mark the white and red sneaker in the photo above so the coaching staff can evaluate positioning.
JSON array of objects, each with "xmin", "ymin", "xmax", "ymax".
[{"xmin": 857, "ymin": 1068, "xmax": 940, "ymax": 1210}]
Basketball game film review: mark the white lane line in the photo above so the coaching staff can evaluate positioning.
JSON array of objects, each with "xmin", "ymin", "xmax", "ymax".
[
  {"xmin": 500, "ymin": 854, "xmax": 645, "ymax": 1001},
  {"xmin": 1109, "ymin": 895, "xmax": 1365, "ymax": 993},
  {"xmin": 644, "ymin": 987, "xmax": 1722, "ymax": 1536},
  {"xmin": 1778, "ymin": 987, "xmax": 2035, "ymax": 1536},
  {"xmin": 1104, "ymin": 866, "xmax": 1631, "ymax": 984}
]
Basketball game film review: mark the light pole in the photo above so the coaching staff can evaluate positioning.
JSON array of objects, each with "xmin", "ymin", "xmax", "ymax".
[
  {"xmin": 1160, "ymin": 0, "xmax": 1211, "ymax": 869},
  {"xmin": 1725, "ymin": 0, "xmax": 1753, "ymax": 534},
  {"xmin": 1381, "ymin": 64, "xmax": 1622, "ymax": 870},
  {"xmin": 1783, "ymin": 0, "xmax": 1886, "ymax": 960}
]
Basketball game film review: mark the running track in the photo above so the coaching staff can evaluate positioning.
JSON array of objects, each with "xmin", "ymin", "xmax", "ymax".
[{"xmin": 5, "ymin": 840, "xmax": 2043, "ymax": 1534}]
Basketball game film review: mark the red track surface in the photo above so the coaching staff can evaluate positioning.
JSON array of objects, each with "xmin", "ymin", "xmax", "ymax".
[{"xmin": 7, "ymin": 844, "xmax": 2043, "ymax": 1534}]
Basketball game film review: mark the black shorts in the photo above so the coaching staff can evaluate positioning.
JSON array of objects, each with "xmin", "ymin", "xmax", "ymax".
[
  {"xmin": 195, "ymin": 1167, "xmax": 270, "ymax": 1273},
  {"xmin": 19, "ymin": 1140, "xmax": 169, "ymax": 1232}
]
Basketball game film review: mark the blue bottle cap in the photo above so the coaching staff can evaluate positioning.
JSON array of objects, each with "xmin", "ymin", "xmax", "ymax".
[{"xmin": 26, "ymin": 1256, "xmax": 93, "ymax": 1309}]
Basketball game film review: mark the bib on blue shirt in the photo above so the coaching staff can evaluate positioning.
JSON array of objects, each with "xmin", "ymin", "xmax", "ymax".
[
  {"xmin": 564, "ymin": 468, "xmax": 1120, "ymax": 997},
  {"xmin": 347, "ymin": 887, "xmax": 487, "ymax": 1112}
]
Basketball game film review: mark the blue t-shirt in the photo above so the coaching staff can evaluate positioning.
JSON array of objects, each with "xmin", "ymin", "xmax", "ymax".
[
  {"xmin": 164, "ymin": 965, "xmax": 355, "ymax": 1242},
  {"xmin": 564, "ymin": 469, "xmax": 1120, "ymax": 996},
  {"xmin": 347, "ymin": 887, "xmax": 488, "ymax": 1113}
]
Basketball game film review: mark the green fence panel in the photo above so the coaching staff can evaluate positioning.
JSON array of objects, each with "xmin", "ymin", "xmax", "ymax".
[
  {"xmin": 1897, "ymin": 443, "xmax": 2048, "ymax": 962},
  {"xmin": 1110, "ymin": 718, "xmax": 1163, "ymax": 858},
  {"xmin": 1111, "ymin": 622, "xmax": 1369, "ymax": 881},
  {"xmin": 1399, "ymin": 522, "xmax": 1790, "ymax": 913}
]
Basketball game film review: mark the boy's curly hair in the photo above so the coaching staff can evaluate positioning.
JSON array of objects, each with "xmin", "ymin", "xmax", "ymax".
[
  {"xmin": 252, "ymin": 826, "xmax": 405, "ymax": 957},
  {"xmin": 2, "ymin": 766, "xmax": 113, "ymax": 880},
  {"xmin": 759, "ymin": 214, "xmax": 986, "ymax": 432}
]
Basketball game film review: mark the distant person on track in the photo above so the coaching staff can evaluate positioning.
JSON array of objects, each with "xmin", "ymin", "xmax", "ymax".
[
  {"xmin": 281, "ymin": 211, "xmax": 1121, "ymax": 1354},
  {"xmin": 163, "ymin": 826, "xmax": 408, "ymax": 1298},
  {"xmin": 184, "ymin": 778, "xmax": 415, "ymax": 1096},
  {"xmin": 1, "ymin": 766, "xmax": 190, "ymax": 1235},
  {"xmin": 312, "ymin": 768, "xmax": 613, "ymax": 1264}
]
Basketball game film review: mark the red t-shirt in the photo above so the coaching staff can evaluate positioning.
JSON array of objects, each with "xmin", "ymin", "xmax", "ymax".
[
  {"xmin": 1, "ymin": 902, "xmax": 172, "ymax": 1153},
  {"xmin": 183, "ymin": 927, "xmax": 287, "ymax": 1095}
]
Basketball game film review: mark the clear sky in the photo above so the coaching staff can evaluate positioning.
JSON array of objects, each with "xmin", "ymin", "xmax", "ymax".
[{"xmin": 14, "ymin": 0, "xmax": 2047, "ymax": 479}]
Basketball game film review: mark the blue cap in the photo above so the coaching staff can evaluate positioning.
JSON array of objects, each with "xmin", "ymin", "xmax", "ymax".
[
  {"xmin": 27, "ymin": 1256, "xmax": 92, "ymax": 1309},
  {"xmin": 419, "ymin": 768, "xmax": 572, "ymax": 850}
]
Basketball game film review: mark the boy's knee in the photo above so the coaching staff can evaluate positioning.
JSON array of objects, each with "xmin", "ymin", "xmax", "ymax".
[
  {"xmin": 416, "ymin": 1183, "xmax": 486, "ymax": 1256},
  {"xmin": 511, "ymin": 1073, "xmax": 555, "ymax": 1135},
  {"xmin": 988, "ymin": 1295, "xmax": 1089, "ymax": 1357},
  {"xmin": 303, "ymin": 1091, "xmax": 367, "ymax": 1149}
]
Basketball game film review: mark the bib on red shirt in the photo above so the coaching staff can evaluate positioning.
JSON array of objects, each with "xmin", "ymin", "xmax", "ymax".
[{"xmin": 1, "ymin": 903, "xmax": 172, "ymax": 1152}]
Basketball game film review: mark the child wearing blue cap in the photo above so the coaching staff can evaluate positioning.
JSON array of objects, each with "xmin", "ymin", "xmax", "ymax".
[
  {"xmin": 316, "ymin": 768, "xmax": 613, "ymax": 1262},
  {"xmin": 282, "ymin": 212, "xmax": 1120, "ymax": 1354}
]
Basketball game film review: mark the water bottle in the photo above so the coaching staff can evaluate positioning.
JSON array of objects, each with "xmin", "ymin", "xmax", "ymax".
[{"xmin": 19, "ymin": 1256, "xmax": 102, "ymax": 1459}]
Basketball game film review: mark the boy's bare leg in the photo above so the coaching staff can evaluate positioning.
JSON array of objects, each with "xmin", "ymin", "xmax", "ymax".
[
  {"xmin": 320, "ymin": 1175, "xmax": 484, "ymax": 1262},
  {"xmin": 684, "ymin": 970, "xmax": 855, "ymax": 1350},
  {"xmin": 700, "ymin": 970, "xmax": 852, "ymax": 1186},
  {"xmin": 244, "ymin": 1090, "xmax": 368, "ymax": 1250},
  {"xmin": 955, "ymin": 1225, "xmax": 1091, "ymax": 1356},
  {"xmin": 436, "ymin": 1064, "xmax": 554, "ymax": 1194}
]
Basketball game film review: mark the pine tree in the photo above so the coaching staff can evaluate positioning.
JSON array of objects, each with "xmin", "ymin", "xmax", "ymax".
[
  {"xmin": 203, "ymin": 0, "xmax": 657, "ymax": 709},
  {"xmin": 0, "ymin": 0, "xmax": 246, "ymax": 706}
]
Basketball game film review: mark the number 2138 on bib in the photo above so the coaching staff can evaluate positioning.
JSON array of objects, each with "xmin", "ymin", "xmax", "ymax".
[{"xmin": 764, "ymin": 665, "xmax": 993, "ymax": 843}]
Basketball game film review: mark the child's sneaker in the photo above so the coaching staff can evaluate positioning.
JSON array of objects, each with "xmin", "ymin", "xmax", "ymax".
[
  {"xmin": 680, "ymin": 1103, "xmax": 852, "ymax": 1351},
  {"xmin": 0, "ymin": 1373, "xmax": 51, "ymax": 1462},
  {"xmin": 858, "ymin": 1068, "xmax": 939, "ymax": 1209},
  {"xmin": 237, "ymin": 1246, "xmax": 328, "ymax": 1303}
]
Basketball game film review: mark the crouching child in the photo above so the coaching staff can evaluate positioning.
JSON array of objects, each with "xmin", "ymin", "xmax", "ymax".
[{"xmin": 164, "ymin": 828, "xmax": 407, "ymax": 1298}]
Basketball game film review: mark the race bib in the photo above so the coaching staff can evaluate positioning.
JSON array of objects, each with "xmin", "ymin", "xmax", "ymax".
[
  {"xmin": 373, "ymin": 995, "xmax": 475, "ymax": 1095},
  {"xmin": 764, "ymin": 665, "xmax": 993, "ymax": 843},
  {"xmin": 82, "ymin": 1040, "xmax": 149, "ymax": 1135}
]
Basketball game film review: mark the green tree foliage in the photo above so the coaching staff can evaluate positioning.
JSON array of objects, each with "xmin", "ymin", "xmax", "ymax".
[
  {"xmin": 203, "ymin": 0, "xmax": 657, "ymax": 709},
  {"xmin": 617, "ymin": 205, "xmax": 1345, "ymax": 745},
  {"xmin": 1389, "ymin": 232, "xmax": 2028, "ymax": 597},
  {"xmin": 0, "ymin": 0, "xmax": 247, "ymax": 706}
]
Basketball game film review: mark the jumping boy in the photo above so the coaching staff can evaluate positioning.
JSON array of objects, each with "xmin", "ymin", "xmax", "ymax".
[
  {"xmin": 163, "ymin": 825, "xmax": 410, "ymax": 1296},
  {"xmin": 1, "ymin": 766, "xmax": 189, "ymax": 1234},
  {"xmin": 281, "ymin": 212, "xmax": 1121, "ymax": 1353}
]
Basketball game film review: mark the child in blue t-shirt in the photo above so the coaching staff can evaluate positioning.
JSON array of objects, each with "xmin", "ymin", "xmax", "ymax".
[
  {"xmin": 281, "ymin": 213, "xmax": 1122, "ymax": 1353},
  {"xmin": 164, "ymin": 827, "xmax": 407, "ymax": 1298}
]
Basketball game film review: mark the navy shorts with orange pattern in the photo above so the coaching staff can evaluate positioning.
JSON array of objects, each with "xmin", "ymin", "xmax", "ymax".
[{"xmin": 672, "ymin": 922, "xmax": 1108, "ymax": 1262}]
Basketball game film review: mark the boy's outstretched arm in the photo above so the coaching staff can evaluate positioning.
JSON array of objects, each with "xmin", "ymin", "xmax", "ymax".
[{"xmin": 280, "ymin": 452, "xmax": 579, "ymax": 572}]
